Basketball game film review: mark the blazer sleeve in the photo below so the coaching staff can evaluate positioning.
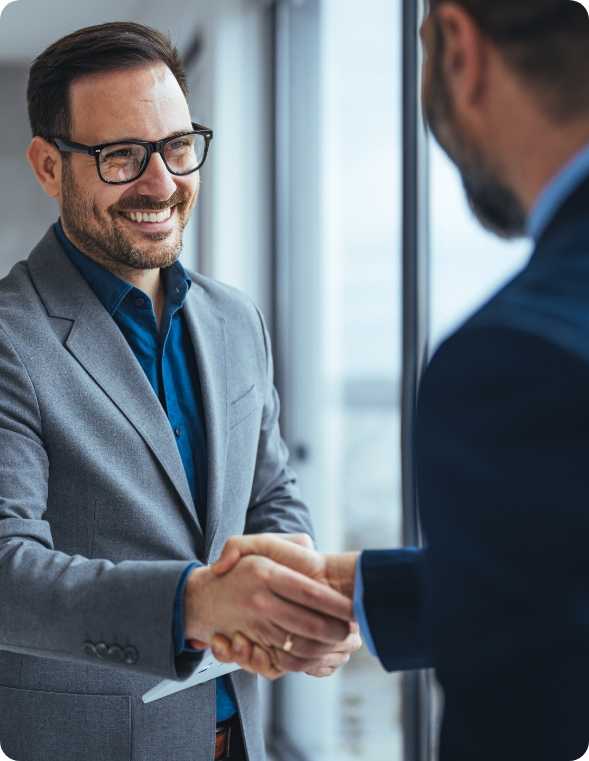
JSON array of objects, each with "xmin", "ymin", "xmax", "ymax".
[
  {"xmin": 360, "ymin": 547, "xmax": 432, "ymax": 671},
  {"xmin": 243, "ymin": 307, "xmax": 315, "ymax": 540},
  {"xmin": 0, "ymin": 325, "xmax": 203, "ymax": 682},
  {"xmin": 416, "ymin": 324, "xmax": 589, "ymax": 761}
]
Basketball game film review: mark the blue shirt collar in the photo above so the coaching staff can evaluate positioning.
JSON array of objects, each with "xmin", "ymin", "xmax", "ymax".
[
  {"xmin": 53, "ymin": 219, "xmax": 191, "ymax": 315},
  {"xmin": 527, "ymin": 142, "xmax": 589, "ymax": 243}
]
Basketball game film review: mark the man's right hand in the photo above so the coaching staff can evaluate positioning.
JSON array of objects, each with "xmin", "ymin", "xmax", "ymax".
[{"xmin": 183, "ymin": 553, "xmax": 354, "ymax": 657}]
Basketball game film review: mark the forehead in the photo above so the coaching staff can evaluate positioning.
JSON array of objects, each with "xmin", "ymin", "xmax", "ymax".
[{"xmin": 69, "ymin": 63, "xmax": 191, "ymax": 144}]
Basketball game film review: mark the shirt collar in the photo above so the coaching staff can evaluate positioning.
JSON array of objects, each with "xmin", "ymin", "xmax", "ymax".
[
  {"xmin": 53, "ymin": 219, "xmax": 192, "ymax": 315},
  {"xmin": 527, "ymin": 142, "xmax": 589, "ymax": 243}
]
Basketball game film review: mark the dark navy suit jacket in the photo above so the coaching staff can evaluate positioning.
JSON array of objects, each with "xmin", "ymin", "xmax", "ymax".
[{"xmin": 362, "ymin": 176, "xmax": 589, "ymax": 761}]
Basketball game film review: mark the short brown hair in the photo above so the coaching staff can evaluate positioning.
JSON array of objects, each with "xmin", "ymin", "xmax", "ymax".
[
  {"xmin": 428, "ymin": 1, "xmax": 589, "ymax": 121},
  {"xmin": 27, "ymin": 21, "xmax": 188, "ymax": 140}
]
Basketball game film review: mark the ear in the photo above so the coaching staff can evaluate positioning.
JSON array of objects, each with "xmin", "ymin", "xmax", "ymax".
[
  {"xmin": 26, "ymin": 137, "xmax": 63, "ymax": 199},
  {"xmin": 434, "ymin": 3, "xmax": 488, "ymax": 112}
]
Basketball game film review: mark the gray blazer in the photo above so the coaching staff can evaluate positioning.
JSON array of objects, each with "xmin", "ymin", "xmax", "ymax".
[{"xmin": 0, "ymin": 228, "xmax": 313, "ymax": 761}]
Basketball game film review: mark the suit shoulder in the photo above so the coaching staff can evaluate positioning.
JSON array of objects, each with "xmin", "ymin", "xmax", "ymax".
[
  {"xmin": 186, "ymin": 271, "xmax": 262, "ymax": 321},
  {"xmin": 0, "ymin": 259, "xmax": 42, "ymax": 341},
  {"xmin": 443, "ymin": 247, "xmax": 589, "ymax": 367}
]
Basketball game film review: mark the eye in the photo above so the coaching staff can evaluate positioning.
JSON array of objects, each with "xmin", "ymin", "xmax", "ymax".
[
  {"xmin": 168, "ymin": 138, "xmax": 193, "ymax": 152},
  {"xmin": 103, "ymin": 147, "xmax": 134, "ymax": 160}
]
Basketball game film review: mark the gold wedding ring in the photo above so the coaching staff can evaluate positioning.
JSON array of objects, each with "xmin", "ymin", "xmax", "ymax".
[{"xmin": 283, "ymin": 633, "xmax": 294, "ymax": 653}]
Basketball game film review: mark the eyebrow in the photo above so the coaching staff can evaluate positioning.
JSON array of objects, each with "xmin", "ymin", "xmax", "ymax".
[{"xmin": 103, "ymin": 128, "xmax": 193, "ymax": 144}]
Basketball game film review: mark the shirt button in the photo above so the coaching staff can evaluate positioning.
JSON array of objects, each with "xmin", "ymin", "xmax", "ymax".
[{"xmin": 174, "ymin": 427, "xmax": 181, "ymax": 438}]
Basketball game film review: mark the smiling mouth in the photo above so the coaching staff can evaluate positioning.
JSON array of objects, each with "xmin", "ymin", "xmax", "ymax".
[{"xmin": 119, "ymin": 206, "xmax": 176, "ymax": 224}]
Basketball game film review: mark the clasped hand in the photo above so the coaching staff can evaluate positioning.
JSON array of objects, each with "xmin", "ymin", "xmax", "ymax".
[{"xmin": 183, "ymin": 534, "xmax": 361, "ymax": 680}]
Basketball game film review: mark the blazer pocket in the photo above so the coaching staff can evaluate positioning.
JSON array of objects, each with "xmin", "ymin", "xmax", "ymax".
[
  {"xmin": 0, "ymin": 685, "xmax": 131, "ymax": 761},
  {"xmin": 229, "ymin": 384, "xmax": 258, "ymax": 430}
]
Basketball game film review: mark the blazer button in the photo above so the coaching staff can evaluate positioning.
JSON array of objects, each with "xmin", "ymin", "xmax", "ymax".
[
  {"xmin": 83, "ymin": 641, "xmax": 97, "ymax": 657},
  {"xmin": 107, "ymin": 645, "xmax": 125, "ymax": 662},
  {"xmin": 95, "ymin": 642, "xmax": 108, "ymax": 659},
  {"xmin": 124, "ymin": 646, "xmax": 139, "ymax": 665}
]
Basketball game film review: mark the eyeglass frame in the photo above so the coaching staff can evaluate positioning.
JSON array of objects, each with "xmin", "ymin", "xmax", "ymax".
[{"xmin": 51, "ymin": 121, "xmax": 213, "ymax": 185}]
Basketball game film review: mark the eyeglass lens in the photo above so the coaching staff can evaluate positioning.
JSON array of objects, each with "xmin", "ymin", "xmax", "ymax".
[{"xmin": 99, "ymin": 133, "xmax": 206, "ymax": 183}]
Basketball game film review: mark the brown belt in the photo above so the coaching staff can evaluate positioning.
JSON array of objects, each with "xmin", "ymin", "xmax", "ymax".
[{"xmin": 215, "ymin": 715, "xmax": 240, "ymax": 760}]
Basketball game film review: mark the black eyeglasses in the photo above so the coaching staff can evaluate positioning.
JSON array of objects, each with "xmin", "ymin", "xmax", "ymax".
[{"xmin": 52, "ymin": 122, "xmax": 213, "ymax": 185}]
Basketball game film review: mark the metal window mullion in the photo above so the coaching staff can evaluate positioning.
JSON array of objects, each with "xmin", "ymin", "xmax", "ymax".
[{"xmin": 401, "ymin": 0, "xmax": 431, "ymax": 760}]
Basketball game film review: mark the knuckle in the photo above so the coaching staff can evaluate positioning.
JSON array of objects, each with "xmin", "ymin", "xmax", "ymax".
[{"xmin": 251, "ymin": 590, "xmax": 269, "ymax": 613}]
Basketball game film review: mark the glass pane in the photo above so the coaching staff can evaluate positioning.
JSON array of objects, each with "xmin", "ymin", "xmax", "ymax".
[
  {"xmin": 429, "ymin": 139, "xmax": 531, "ymax": 349},
  {"xmin": 322, "ymin": 0, "xmax": 403, "ymax": 757}
]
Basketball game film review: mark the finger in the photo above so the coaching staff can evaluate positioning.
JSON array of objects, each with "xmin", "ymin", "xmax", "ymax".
[
  {"xmin": 267, "ymin": 563, "xmax": 353, "ymax": 622},
  {"xmin": 211, "ymin": 539, "xmax": 243, "ymax": 576},
  {"xmin": 305, "ymin": 666, "xmax": 336, "ymax": 678},
  {"xmin": 250, "ymin": 644, "xmax": 284, "ymax": 680},
  {"xmin": 186, "ymin": 638, "xmax": 209, "ymax": 650},
  {"xmin": 217, "ymin": 535, "xmax": 325, "ymax": 581},
  {"xmin": 231, "ymin": 631, "xmax": 254, "ymax": 661},
  {"xmin": 210, "ymin": 634, "xmax": 233, "ymax": 662},
  {"xmin": 263, "ymin": 591, "xmax": 351, "ymax": 645},
  {"xmin": 218, "ymin": 628, "xmax": 341, "ymax": 661},
  {"xmin": 273, "ymin": 649, "xmax": 350, "ymax": 673},
  {"xmin": 327, "ymin": 630, "xmax": 363, "ymax": 655},
  {"xmin": 281, "ymin": 533, "xmax": 314, "ymax": 549},
  {"xmin": 216, "ymin": 637, "xmax": 283, "ymax": 680}
]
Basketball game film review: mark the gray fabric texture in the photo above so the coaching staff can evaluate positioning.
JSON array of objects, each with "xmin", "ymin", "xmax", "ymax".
[{"xmin": 0, "ymin": 227, "xmax": 313, "ymax": 761}]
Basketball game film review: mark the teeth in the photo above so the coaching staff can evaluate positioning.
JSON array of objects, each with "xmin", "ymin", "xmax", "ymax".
[{"xmin": 123, "ymin": 208, "xmax": 173, "ymax": 223}]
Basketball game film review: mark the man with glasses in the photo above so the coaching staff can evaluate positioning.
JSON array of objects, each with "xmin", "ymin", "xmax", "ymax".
[{"xmin": 0, "ymin": 21, "xmax": 358, "ymax": 761}]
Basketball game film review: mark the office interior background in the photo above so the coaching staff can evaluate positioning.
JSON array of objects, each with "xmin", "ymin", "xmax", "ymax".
[{"xmin": 0, "ymin": 0, "xmax": 531, "ymax": 759}]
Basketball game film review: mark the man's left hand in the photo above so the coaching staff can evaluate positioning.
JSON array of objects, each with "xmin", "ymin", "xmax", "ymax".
[{"xmin": 209, "ymin": 622, "xmax": 362, "ymax": 680}]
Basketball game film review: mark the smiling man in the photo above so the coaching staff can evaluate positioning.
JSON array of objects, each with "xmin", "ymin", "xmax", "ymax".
[{"xmin": 0, "ymin": 21, "xmax": 358, "ymax": 761}]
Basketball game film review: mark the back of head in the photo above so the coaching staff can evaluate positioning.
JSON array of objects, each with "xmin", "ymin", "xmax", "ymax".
[{"xmin": 429, "ymin": 0, "xmax": 589, "ymax": 122}]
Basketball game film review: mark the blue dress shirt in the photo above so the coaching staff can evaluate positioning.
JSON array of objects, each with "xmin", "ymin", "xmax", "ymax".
[
  {"xmin": 355, "ymin": 140, "xmax": 589, "ymax": 661},
  {"xmin": 528, "ymin": 142, "xmax": 589, "ymax": 242},
  {"xmin": 53, "ymin": 220, "xmax": 237, "ymax": 721}
]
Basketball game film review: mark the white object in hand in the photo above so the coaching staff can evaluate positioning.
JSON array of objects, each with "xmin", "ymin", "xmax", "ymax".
[{"xmin": 142, "ymin": 652, "xmax": 240, "ymax": 703}]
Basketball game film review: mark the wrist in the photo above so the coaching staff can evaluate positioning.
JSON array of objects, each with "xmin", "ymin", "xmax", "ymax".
[{"xmin": 184, "ymin": 565, "xmax": 215, "ymax": 641}]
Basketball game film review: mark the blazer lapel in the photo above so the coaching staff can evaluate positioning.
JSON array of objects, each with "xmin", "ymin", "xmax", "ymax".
[
  {"xmin": 182, "ymin": 282, "xmax": 229, "ymax": 560},
  {"xmin": 27, "ymin": 230, "xmax": 202, "ymax": 541}
]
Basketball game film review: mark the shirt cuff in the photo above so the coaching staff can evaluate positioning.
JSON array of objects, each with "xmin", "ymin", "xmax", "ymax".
[
  {"xmin": 173, "ymin": 561, "xmax": 204, "ymax": 655},
  {"xmin": 353, "ymin": 552, "xmax": 379, "ymax": 657}
]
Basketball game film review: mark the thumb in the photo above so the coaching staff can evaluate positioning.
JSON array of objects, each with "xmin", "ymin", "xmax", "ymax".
[
  {"xmin": 281, "ymin": 533, "xmax": 314, "ymax": 549},
  {"xmin": 212, "ymin": 534, "xmax": 323, "ymax": 579},
  {"xmin": 211, "ymin": 539, "xmax": 243, "ymax": 576}
]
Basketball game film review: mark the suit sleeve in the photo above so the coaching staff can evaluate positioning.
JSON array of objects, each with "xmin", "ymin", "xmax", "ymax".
[
  {"xmin": 0, "ymin": 326, "xmax": 203, "ymax": 681},
  {"xmin": 243, "ymin": 307, "xmax": 314, "ymax": 540},
  {"xmin": 417, "ymin": 324, "xmax": 589, "ymax": 761},
  {"xmin": 359, "ymin": 548, "xmax": 432, "ymax": 671}
]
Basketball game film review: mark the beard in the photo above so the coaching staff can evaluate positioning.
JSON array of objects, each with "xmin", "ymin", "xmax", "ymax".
[
  {"xmin": 60, "ymin": 161, "xmax": 194, "ymax": 273},
  {"xmin": 424, "ymin": 21, "xmax": 527, "ymax": 240}
]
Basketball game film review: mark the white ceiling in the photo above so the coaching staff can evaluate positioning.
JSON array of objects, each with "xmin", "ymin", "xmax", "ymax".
[{"xmin": 0, "ymin": 0, "xmax": 215, "ymax": 64}]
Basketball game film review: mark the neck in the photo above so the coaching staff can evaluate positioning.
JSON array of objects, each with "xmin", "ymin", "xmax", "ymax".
[
  {"xmin": 60, "ymin": 220, "xmax": 163, "ymax": 305},
  {"xmin": 500, "ymin": 118, "xmax": 589, "ymax": 214}
]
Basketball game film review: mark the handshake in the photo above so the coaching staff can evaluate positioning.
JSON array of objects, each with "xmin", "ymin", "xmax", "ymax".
[{"xmin": 183, "ymin": 534, "xmax": 362, "ymax": 679}]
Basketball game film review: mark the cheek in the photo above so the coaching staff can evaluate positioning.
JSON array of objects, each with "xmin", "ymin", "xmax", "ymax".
[
  {"xmin": 421, "ymin": 54, "xmax": 435, "ymax": 111},
  {"xmin": 97, "ymin": 189, "xmax": 127, "ymax": 217},
  {"xmin": 182, "ymin": 176, "xmax": 200, "ymax": 210}
]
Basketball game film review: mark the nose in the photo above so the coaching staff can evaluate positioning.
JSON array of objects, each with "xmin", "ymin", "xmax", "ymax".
[{"xmin": 133, "ymin": 150, "xmax": 177, "ymax": 201}]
